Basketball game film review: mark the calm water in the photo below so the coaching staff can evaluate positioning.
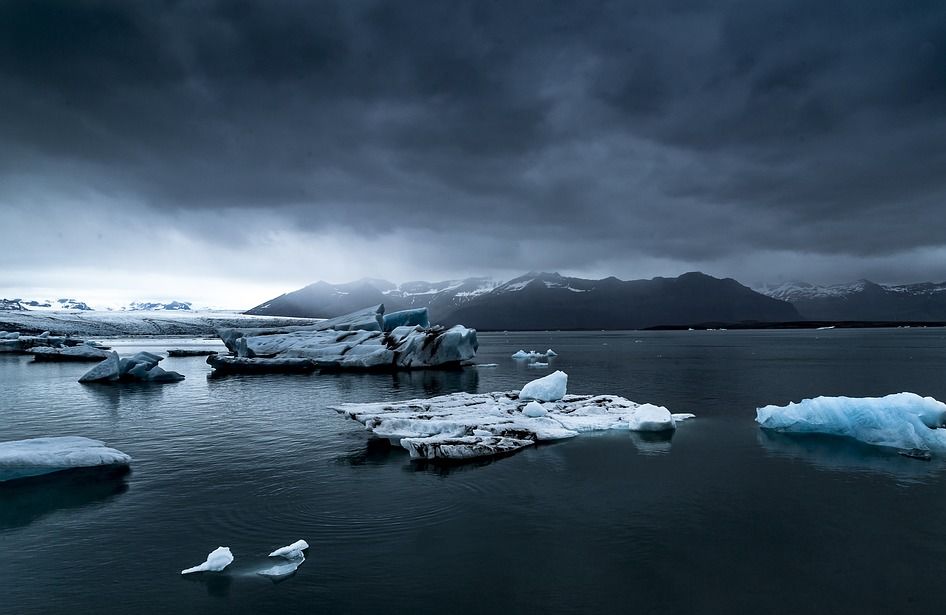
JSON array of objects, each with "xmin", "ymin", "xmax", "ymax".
[{"xmin": 2, "ymin": 329, "xmax": 946, "ymax": 614}]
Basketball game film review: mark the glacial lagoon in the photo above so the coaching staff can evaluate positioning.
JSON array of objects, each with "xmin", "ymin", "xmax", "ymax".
[{"xmin": 3, "ymin": 328, "xmax": 946, "ymax": 614}]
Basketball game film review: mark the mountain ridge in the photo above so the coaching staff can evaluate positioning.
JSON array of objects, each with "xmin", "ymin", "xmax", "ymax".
[{"xmin": 247, "ymin": 271, "xmax": 800, "ymax": 330}]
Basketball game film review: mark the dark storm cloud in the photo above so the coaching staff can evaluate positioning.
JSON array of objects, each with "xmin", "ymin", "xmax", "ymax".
[{"xmin": 2, "ymin": 0, "xmax": 946, "ymax": 281}]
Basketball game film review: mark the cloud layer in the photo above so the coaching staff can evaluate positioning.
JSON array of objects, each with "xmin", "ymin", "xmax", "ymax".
[{"xmin": 2, "ymin": 0, "xmax": 945, "ymax": 305}]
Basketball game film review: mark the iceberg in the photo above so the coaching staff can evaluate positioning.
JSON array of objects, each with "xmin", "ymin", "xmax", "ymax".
[
  {"xmin": 79, "ymin": 351, "xmax": 185, "ymax": 383},
  {"xmin": 382, "ymin": 308, "xmax": 430, "ymax": 331},
  {"xmin": 30, "ymin": 343, "xmax": 110, "ymax": 362},
  {"xmin": 211, "ymin": 305, "xmax": 478, "ymax": 372},
  {"xmin": 0, "ymin": 436, "xmax": 131, "ymax": 482},
  {"xmin": 207, "ymin": 355, "xmax": 317, "ymax": 374},
  {"xmin": 336, "ymin": 373, "xmax": 693, "ymax": 461},
  {"xmin": 756, "ymin": 393, "xmax": 946, "ymax": 455},
  {"xmin": 519, "ymin": 370, "xmax": 568, "ymax": 402},
  {"xmin": 0, "ymin": 331, "xmax": 84, "ymax": 354},
  {"xmin": 269, "ymin": 539, "xmax": 308, "ymax": 559},
  {"xmin": 181, "ymin": 547, "xmax": 234, "ymax": 574},
  {"xmin": 511, "ymin": 349, "xmax": 557, "ymax": 360},
  {"xmin": 257, "ymin": 539, "xmax": 308, "ymax": 579},
  {"xmin": 166, "ymin": 348, "xmax": 219, "ymax": 357}
]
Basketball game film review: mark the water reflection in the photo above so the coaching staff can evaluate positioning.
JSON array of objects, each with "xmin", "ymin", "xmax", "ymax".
[
  {"xmin": 388, "ymin": 367, "xmax": 480, "ymax": 396},
  {"xmin": 340, "ymin": 437, "xmax": 401, "ymax": 466},
  {"xmin": 628, "ymin": 430, "xmax": 675, "ymax": 455},
  {"xmin": 0, "ymin": 466, "xmax": 130, "ymax": 530},
  {"xmin": 757, "ymin": 430, "xmax": 944, "ymax": 482},
  {"xmin": 182, "ymin": 573, "xmax": 232, "ymax": 598}
]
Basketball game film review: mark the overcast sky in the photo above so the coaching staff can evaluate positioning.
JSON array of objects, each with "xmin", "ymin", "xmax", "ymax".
[{"xmin": 2, "ymin": 0, "xmax": 945, "ymax": 308}]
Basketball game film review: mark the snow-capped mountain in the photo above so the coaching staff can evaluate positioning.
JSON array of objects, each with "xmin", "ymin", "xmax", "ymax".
[
  {"xmin": 758, "ymin": 279, "xmax": 946, "ymax": 321},
  {"xmin": 249, "ymin": 271, "xmax": 799, "ymax": 329},
  {"xmin": 0, "ymin": 298, "xmax": 93, "ymax": 311},
  {"xmin": 445, "ymin": 271, "xmax": 798, "ymax": 330},
  {"xmin": 121, "ymin": 301, "xmax": 192, "ymax": 311},
  {"xmin": 246, "ymin": 277, "xmax": 499, "ymax": 322}
]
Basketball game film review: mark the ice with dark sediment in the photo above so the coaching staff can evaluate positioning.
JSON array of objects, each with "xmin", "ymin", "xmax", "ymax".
[
  {"xmin": 30, "ymin": 343, "xmax": 110, "ymax": 362},
  {"xmin": 0, "ymin": 436, "xmax": 131, "ymax": 482},
  {"xmin": 336, "ymin": 371, "xmax": 694, "ymax": 460},
  {"xmin": 79, "ymin": 351, "xmax": 185, "ymax": 383},
  {"xmin": 211, "ymin": 305, "xmax": 478, "ymax": 372},
  {"xmin": 166, "ymin": 348, "xmax": 219, "ymax": 357},
  {"xmin": 0, "ymin": 330, "xmax": 86, "ymax": 354}
]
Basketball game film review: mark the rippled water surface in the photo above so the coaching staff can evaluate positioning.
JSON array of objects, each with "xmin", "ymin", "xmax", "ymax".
[{"xmin": 3, "ymin": 329, "xmax": 946, "ymax": 614}]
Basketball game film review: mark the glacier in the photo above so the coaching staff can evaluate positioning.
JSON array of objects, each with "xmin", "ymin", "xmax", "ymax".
[
  {"xmin": 0, "ymin": 436, "xmax": 131, "ymax": 482},
  {"xmin": 79, "ymin": 351, "xmax": 185, "ymax": 383},
  {"xmin": 181, "ymin": 547, "xmax": 234, "ymax": 575},
  {"xmin": 210, "ymin": 305, "xmax": 478, "ymax": 373},
  {"xmin": 756, "ymin": 393, "xmax": 946, "ymax": 456},
  {"xmin": 335, "ymin": 371, "xmax": 693, "ymax": 461}
]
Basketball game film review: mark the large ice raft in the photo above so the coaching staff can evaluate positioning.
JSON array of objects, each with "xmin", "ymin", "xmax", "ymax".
[
  {"xmin": 0, "ymin": 436, "xmax": 131, "ymax": 482},
  {"xmin": 336, "ymin": 372, "xmax": 693, "ymax": 460},
  {"xmin": 213, "ymin": 305, "xmax": 476, "ymax": 372},
  {"xmin": 756, "ymin": 392, "xmax": 946, "ymax": 457}
]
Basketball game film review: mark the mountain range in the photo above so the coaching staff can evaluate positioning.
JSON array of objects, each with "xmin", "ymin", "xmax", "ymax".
[
  {"xmin": 757, "ymin": 280, "xmax": 946, "ymax": 321},
  {"xmin": 0, "ymin": 298, "xmax": 193, "ymax": 312},
  {"xmin": 247, "ymin": 271, "xmax": 801, "ymax": 329}
]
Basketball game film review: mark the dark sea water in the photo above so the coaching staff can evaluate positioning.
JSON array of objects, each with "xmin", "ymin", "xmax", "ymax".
[{"xmin": 3, "ymin": 329, "xmax": 946, "ymax": 614}]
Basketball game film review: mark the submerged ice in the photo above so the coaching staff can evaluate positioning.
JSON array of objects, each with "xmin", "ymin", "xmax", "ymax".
[
  {"xmin": 0, "ymin": 436, "xmax": 131, "ymax": 482},
  {"xmin": 258, "ymin": 539, "xmax": 309, "ymax": 578},
  {"xmin": 756, "ymin": 392, "xmax": 946, "ymax": 455},
  {"xmin": 336, "ymin": 371, "xmax": 693, "ymax": 460}
]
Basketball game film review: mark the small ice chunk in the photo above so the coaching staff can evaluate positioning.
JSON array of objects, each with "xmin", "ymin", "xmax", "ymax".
[
  {"xmin": 519, "ymin": 370, "xmax": 567, "ymax": 402},
  {"xmin": 626, "ymin": 404, "xmax": 676, "ymax": 432},
  {"xmin": 269, "ymin": 540, "xmax": 309, "ymax": 559},
  {"xmin": 528, "ymin": 362, "xmax": 549, "ymax": 368},
  {"xmin": 181, "ymin": 547, "xmax": 233, "ymax": 574},
  {"xmin": 546, "ymin": 349, "xmax": 558, "ymax": 357},
  {"xmin": 522, "ymin": 401, "xmax": 548, "ymax": 418}
]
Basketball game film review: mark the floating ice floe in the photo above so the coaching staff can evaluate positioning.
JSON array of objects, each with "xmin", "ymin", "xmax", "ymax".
[
  {"xmin": 269, "ymin": 539, "xmax": 308, "ymax": 558},
  {"xmin": 0, "ymin": 436, "xmax": 131, "ymax": 482},
  {"xmin": 181, "ymin": 547, "xmax": 234, "ymax": 574},
  {"xmin": 512, "ymin": 349, "xmax": 558, "ymax": 360},
  {"xmin": 166, "ymin": 348, "xmax": 219, "ymax": 357},
  {"xmin": 336, "ymin": 371, "xmax": 694, "ymax": 460},
  {"xmin": 30, "ymin": 343, "xmax": 110, "ymax": 362},
  {"xmin": 0, "ymin": 330, "xmax": 91, "ymax": 354},
  {"xmin": 210, "ymin": 305, "xmax": 477, "ymax": 373},
  {"xmin": 258, "ymin": 539, "xmax": 309, "ymax": 578},
  {"xmin": 79, "ymin": 351, "xmax": 185, "ymax": 383},
  {"xmin": 756, "ymin": 392, "xmax": 946, "ymax": 457}
]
